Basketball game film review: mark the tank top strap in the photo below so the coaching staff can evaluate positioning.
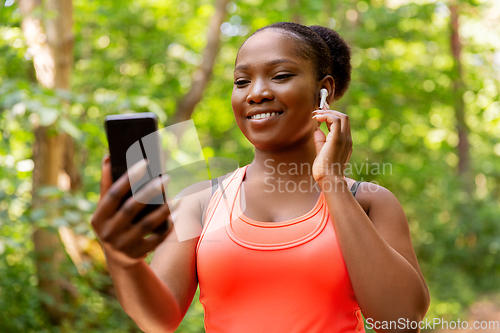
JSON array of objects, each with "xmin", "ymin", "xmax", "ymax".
[
  {"xmin": 350, "ymin": 181, "xmax": 362, "ymax": 197},
  {"xmin": 198, "ymin": 166, "xmax": 248, "ymax": 246}
]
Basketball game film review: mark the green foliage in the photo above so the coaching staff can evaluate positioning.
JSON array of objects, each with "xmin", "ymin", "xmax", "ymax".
[{"xmin": 1, "ymin": 0, "xmax": 500, "ymax": 331}]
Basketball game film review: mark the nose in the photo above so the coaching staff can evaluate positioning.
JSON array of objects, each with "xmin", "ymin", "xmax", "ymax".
[{"xmin": 246, "ymin": 79, "xmax": 274, "ymax": 104}]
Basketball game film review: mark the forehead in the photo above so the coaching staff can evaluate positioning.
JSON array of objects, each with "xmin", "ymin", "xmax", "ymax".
[{"xmin": 236, "ymin": 29, "xmax": 310, "ymax": 68}]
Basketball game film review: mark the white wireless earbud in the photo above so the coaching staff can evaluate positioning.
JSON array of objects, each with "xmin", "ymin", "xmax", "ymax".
[{"xmin": 319, "ymin": 88, "xmax": 328, "ymax": 109}]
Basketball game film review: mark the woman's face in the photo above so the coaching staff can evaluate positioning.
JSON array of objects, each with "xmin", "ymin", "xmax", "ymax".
[{"xmin": 231, "ymin": 29, "xmax": 320, "ymax": 151}]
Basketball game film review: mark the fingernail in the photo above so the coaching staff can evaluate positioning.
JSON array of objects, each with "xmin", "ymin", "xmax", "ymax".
[
  {"xmin": 128, "ymin": 159, "xmax": 148, "ymax": 179},
  {"xmin": 153, "ymin": 176, "xmax": 164, "ymax": 191},
  {"xmin": 101, "ymin": 154, "xmax": 110, "ymax": 166}
]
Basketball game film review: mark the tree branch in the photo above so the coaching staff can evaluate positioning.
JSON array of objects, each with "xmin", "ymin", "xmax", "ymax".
[{"xmin": 170, "ymin": 0, "xmax": 230, "ymax": 125}]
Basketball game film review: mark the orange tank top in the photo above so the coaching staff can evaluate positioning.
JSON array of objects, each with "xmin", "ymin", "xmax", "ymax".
[{"xmin": 196, "ymin": 165, "xmax": 365, "ymax": 332}]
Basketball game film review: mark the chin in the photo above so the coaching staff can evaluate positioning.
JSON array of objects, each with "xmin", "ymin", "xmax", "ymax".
[
  {"xmin": 242, "ymin": 133, "xmax": 284, "ymax": 151},
  {"xmin": 251, "ymin": 134, "xmax": 314, "ymax": 152}
]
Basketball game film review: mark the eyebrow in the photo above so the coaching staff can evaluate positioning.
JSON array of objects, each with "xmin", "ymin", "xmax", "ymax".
[{"xmin": 234, "ymin": 58, "xmax": 299, "ymax": 71}]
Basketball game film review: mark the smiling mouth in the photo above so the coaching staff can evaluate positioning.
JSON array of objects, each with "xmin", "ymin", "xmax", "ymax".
[{"xmin": 247, "ymin": 111, "xmax": 283, "ymax": 120}]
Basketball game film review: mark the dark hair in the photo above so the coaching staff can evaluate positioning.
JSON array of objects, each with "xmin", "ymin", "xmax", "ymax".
[{"xmin": 241, "ymin": 22, "xmax": 352, "ymax": 100}]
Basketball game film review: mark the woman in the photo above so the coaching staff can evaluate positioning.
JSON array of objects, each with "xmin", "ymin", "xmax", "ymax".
[{"xmin": 91, "ymin": 22, "xmax": 430, "ymax": 332}]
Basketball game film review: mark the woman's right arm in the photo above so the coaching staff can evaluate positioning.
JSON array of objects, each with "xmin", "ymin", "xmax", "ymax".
[{"xmin": 91, "ymin": 156, "xmax": 209, "ymax": 332}]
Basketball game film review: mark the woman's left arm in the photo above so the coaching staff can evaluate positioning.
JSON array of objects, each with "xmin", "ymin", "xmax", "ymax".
[
  {"xmin": 312, "ymin": 108, "xmax": 430, "ymax": 330},
  {"xmin": 323, "ymin": 179, "xmax": 429, "ymax": 326}
]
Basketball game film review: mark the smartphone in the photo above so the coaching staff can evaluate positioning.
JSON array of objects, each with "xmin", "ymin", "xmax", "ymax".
[{"xmin": 104, "ymin": 112, "xmax": 168, "ymax": 233}]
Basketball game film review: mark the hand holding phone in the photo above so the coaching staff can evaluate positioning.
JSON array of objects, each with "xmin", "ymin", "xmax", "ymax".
[
  {"xmin": 90, "ymin": 113, "xmax": 171, "ymax": 265},
  {"xmin": 92, "ymin": 156, "xmax": 172, "ymax": 266}
]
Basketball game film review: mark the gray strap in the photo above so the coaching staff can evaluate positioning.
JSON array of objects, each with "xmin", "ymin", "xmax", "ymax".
[
  {"xmin": 202, "ymin": 178, "xmax": 219, "ymax": 228},
  {"xmin": 211, "ymin": 177, "xmax": 218, "ymax": 196},
  {"xmin": 350, "ymin": 181, "xmax": 362, "ymax": 197}
]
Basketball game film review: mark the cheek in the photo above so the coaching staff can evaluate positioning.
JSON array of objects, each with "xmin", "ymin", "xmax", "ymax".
[
  {"xmin": 231, "ymin": 93, "xmax": 246, "ymax": 131},
  {"xmin": 231, "ymin": 89, "xmax": 245, "ymax": 112},
  {"xmin": 283, "ymin": 81, "xmax": 316, "ymax": 107},
  {"xmin": 285, "ymin": 89, "xmax": 316, "ymax": 115},
  {"xmin": 230, "ymin": 90, "xmax": 237, "ymax": 110}
]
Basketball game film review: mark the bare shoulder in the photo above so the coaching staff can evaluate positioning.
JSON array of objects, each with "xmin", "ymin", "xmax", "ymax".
[
  {"xmin": 172, "ymin": 179, "xmax": 214, "ymax": 217},
  {"xmin": 344, "ymin": 178, "xmax": 410, "ymax": 231},
  {"xmin": 358, "ymin": 182, "xmax": 405, "ymax": 220},
  {"xmin": 171, "ymin": 169, "xmax": 238, "ymax": 227},
  {"xmin": 350, "ymin": 180, "xmax": 419, "ymax": 261}
]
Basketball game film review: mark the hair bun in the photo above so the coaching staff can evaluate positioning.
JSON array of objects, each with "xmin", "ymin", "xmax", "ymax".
[
  {"xmin": 242, "ymin": 22, "xmax": 352, "ymax": 101},
  {"xmin": 309, "ymin": 25, "xmax": 352, "ymax": 100}
]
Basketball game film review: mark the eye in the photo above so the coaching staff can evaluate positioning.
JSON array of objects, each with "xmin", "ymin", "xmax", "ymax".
[
  {"xmin": 234, "ymin": 79, "xmax": 250, "ymax": 87},
  {"xmin": 273, "ymin": 73, "xmax": 295, "ymax": 81}
]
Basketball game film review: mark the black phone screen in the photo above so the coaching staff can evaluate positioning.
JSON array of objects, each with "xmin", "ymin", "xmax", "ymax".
[
  {"xmin": 105, "ymin": 115, "xmax": 157, "ymax": 182},
  {"xmin": 104, "ymin": 113, "xmax": 167, "ymax": 233}
]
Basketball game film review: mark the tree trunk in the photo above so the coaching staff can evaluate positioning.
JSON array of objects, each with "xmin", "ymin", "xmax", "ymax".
[
  {"xmin": 290, "ymin": 0, "xmax": 302, "ymax": 24},
  {"xmin": 449, "ymin": 3, "xmax": 471, "ymax": 190},
  {"xmin": 170, "ymin": 0, "xmax": 230, "ymax": 125},
  {"xmin": 20, "ymin": 0, "xmax": 74, "ymax": 324},
  {"xmin": 31, "ymin": 126, "xmax": 67, "ymax": 324},
  {"xmin": 62, "ymin": 132, "xmax": 82, "ymax": 191}
]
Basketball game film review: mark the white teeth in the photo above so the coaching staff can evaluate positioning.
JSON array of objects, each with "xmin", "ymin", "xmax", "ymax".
[{"xmin": 250, "ymin": 112, "xmax": 280, "ymax": 120}]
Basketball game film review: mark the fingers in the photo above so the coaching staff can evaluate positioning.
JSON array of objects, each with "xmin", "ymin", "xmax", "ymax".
[
  {"xmin": 312, "ymin": 110, "xmax": 351, "ymax": 146},
  {"xmin": 346, "ymin": 148, "xmax": 353, "ymax": 165},
  {"xmin": 115, "ymin": 202, "xmax": 172, "ymax": 249},
  {"xmin": 103, "ymin": 175, "xmax": 169, "ymax": 236},
  {"xmin": 312, "ymin": 112, "xmax": 341, "ymax": 140},
  {"xmin": 91, "ymin": 158, "xmax": 173, "ymax": 264},
  {"xmin": 311, "ymin": 109, "xmax": 353, "ymax": 175},
  {"xmin": 314, "ymin": 128, "xmax": 327, "ymax": 155},
  {"xmin": 313, "ymin": 110, "xmax": 348, "ymax": 130},
  {"xmin": 99, "ymin": 155, "xmax": 112, "ymax": 202},
  {"xmin": 92, "ymin": 159, "xmax": 149, "ymax": 230},
  {"xmin": 131, "ymin": 232, "xmax": 169, "ymax": 259},
  {"xmin": 98, "ymin": 187, "xmax": 173, "ymax": 259}
]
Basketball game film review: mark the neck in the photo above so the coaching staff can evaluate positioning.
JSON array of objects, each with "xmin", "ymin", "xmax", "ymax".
[{"xmin": 247, "ymin": 136, "xmax": 317, "ymax": 181}]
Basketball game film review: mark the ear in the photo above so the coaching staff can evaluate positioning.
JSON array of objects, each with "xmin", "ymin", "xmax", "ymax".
[{"xmin": 318, "ymin": 75, "xmax": 335, "ymax": 105}]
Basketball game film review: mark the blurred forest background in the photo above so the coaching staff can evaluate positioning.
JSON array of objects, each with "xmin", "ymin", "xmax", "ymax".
[{"xmin": 0, "ymin": 0, "xmax": 499, "ymax": 331}]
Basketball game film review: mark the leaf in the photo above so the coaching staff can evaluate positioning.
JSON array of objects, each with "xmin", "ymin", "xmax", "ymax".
[
  {"xmin": 54, "ymin": 217, "xmax": 68, "ymax": 227},
  {"xmin": 54, "ymin": 89, "xmax": 73, "ymax": 101},
  {"xmin": 63, "ymin": 210, "xmax": 81, "ymax": 223},
  {"xmin": 148, "ymin": 100, "xmax": 167, "ymax": 123},
  {"xmin": 36, "ymin": 186, "xmax": 63, "ymax": 198},
  {"xmin": 29, "ymin": 208, "xmax": 46, "ymax": 221},
  {"xmin": 38, "ymin": 107, "xmax": 59, "ymax": 126},
  {"xmin": 76, "ymin": 198, "xmax": 93, "ymax": 212},
  {"xmin": 1, "ymin": 89, "xmax": 29, "ymax": 108},
  {"xmin": 58, "ymin": 118, "xmax": 82, "ymax": 139}
]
